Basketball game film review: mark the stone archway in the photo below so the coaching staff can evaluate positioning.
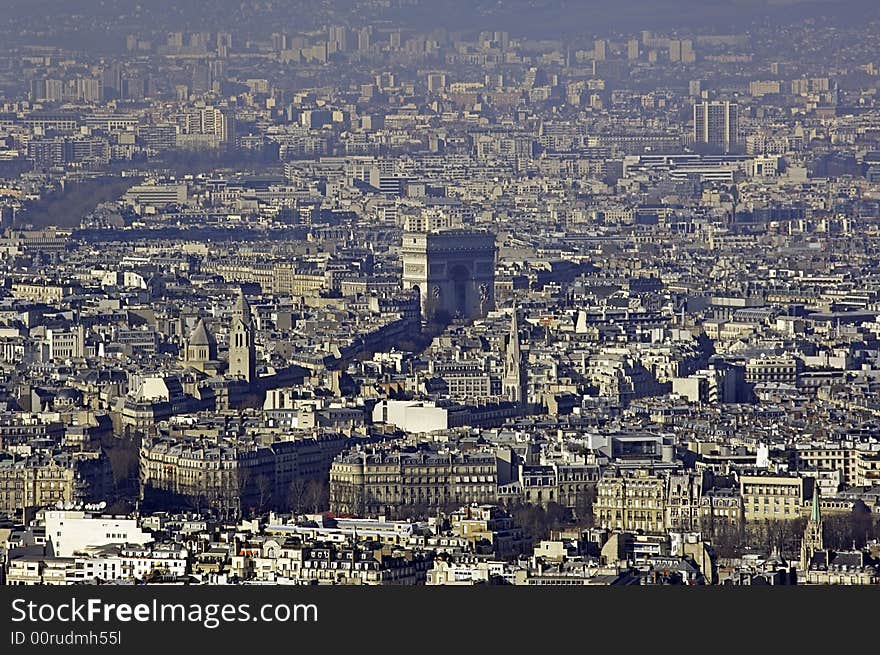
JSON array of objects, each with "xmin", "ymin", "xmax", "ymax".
[{"xmin": 448, "ymin": 264, "xmax": 471, "ymax": 316}]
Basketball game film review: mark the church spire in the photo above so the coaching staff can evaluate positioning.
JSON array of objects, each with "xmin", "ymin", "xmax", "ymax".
[
  {"xmin": 233, "ymin": 288, "xmax": 252, "ymax": 325},
  {"xmin": 800, "ymin": 485, "xmax": 824, "ymax": 573},
  {"xmin": 508, "ymin": 307, "xmax": 520, "ymax": 361},
  {"xmin": 503, "ymin": 307, "xmax": 524, "ymax": 405}
]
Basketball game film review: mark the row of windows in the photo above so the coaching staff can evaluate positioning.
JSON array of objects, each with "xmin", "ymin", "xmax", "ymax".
[
  {"xmin": 742, "ymin": 485, "xmax": 801, "ymax": 497},
  {"xmin": 746, "ymin": 507, "xmax": 800, "ymax": 516},
  {"xmin": 749, "ymin": 497, "xmax": 796, "ymax": 505}
]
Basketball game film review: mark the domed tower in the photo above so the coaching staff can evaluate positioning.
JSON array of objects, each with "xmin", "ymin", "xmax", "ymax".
[
  {"xmin": 228, "ymin": 289, "xmax": 255, "ymax": 383},
  {"xmin": 184, "ymin": 318, "xmax": 218, "ymax": 372}
]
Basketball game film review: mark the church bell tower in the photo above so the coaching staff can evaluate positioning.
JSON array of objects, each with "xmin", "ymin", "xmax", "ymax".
[{"xmin": 228, "ymin": 289, "xmax": 256, "ymax": 384}]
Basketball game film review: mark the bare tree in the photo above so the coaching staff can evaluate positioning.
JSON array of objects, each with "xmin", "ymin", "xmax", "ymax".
[
  {"xmin": 574, "ymin": 484, "xmax": 596, "ymax": 528},
  {"xmin": 305, "ymin": 478, "xmax": 329, "ymax": 513},
  {"xmin": 236, "ymin": 467, "xmax": 253, "ymax": 518},
  {"xmin": 702, "ymin": 516, "xmax": 745, "ymax": 559},
  {"xmin": 256, "ymin": 474, "xmax": 273, "ymax": 514},
  {"xmin": 287, "ymin": 478, "xmax": 309, "ymax": 514}
]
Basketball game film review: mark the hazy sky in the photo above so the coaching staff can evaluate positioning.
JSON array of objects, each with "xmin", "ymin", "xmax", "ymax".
[{"xmin": 3, "ymin": 0, "xmax": 878, "ymax": 42}]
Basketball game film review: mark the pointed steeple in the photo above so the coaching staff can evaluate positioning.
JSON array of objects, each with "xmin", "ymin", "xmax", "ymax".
[
  {"xmin": 233, "ymin": 288, "xmax": 252, "ymax": 325},
  {"xmin": 189, "ymin": 318, "xmax": 214, "ymax": 347},
  {"xmin": 503, "ymin": 307, "xmax": 524, "ymax": 405},
  {"xmin": 800, "ymin": 485, "xmax": 824, "ymax": 572},
  {"xmin": 507, "ymin": 308, "xmax": 520, "ymax": 362},
  {"xmin": 185, "ymin": 318, "xmax": 217, "ymax": 368}
]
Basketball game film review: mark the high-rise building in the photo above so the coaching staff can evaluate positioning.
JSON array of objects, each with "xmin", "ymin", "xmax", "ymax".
[
  {"xmin": 681, "ymin": 39, "xmax": 695, "ymax": 63},
  {"xmin": 101, "ymin": 65, "xmax": 122, "ymax": 101},
  {"xmin": 176, "ymin": 106, "xmax": 235, "ymax": 146},
  {"xmin": 271, "ymin": 32, "xmax": 288, "ymax": 52},
  {"xmin": 593, "ymin": 39, "xmax": 607, "ymax": 61},
  {"xmin": 329, "ymin": 26, "xmax": 348, "ymax": 52},
  {"xmin": 76, "ymin": 78, "xmax": 101, "ymax": 103},
  {"xmin": 627, "ymin": 39, "xmax": 640, "ymax": 60},
  {"xmin": 30, "ymin": 79, "xmax": 63, "ymax": 103},
  {"xmin": 693, "ymin": 101, "xmax": 739, "ymax": 152},
  {"xmin": 357, "ymin": 27, "xmax": 371, "ymax": 51}
]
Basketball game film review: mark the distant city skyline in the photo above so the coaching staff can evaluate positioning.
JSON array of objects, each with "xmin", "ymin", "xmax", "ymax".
[{"xmin": 1, "ymin": 0, "xmax": 880, "ymax": 588}]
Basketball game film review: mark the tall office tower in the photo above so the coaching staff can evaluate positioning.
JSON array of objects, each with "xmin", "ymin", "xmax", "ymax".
[
  {"xmin": 216, "ymin": 32, "xmax": 232, "ymax": 57},
  {"xmin": 178, "ymin": 106, "xmax": 235, "ymax": 145},
  {"xmin": 693, "ymin": 101, "xmax": 739, "ymax": 153},
  {"xmin": 401, "ymin": 228, "xmax": 497, "ymax": 321},
  {"xmin": 101, "ymin": 65, "xmax": 122, "ymax": 101},
  {"xmin": 329, "ymin": 26, "xmax": 348, "ymax": 52},
  {"xmin": 389, "ymin": 30, "xmax": 402, "ymax": 49},
  {"xmin": 627, "ymin": 39, "xmax": 640, "ymax": 60},
  {"xmin": 357, "ymin": 27, "xmax": 371, "ymax": 51},
  {"xmin": 206, "ymin": 107, "xmax": 235, "ymax": 144},
  {"xmin": 681, "ymin": 39, "xmax": 695, "ymax": 63},
  {"xmin": 76, "ymin": 78, "xmax": 101, "ymax": 103},
  {"xmin": 669, "ymin": 39, "xmax": 682, "ymax": 62},
  {"xmin": 31, "ymin": 78, "xmax": 49, "ymax": 102},
  {"xmin": 121, "ymin": 74, "xmax": 146, "ymax": 101},
  {"xmin": 271, "ymin": 32, "xmax": 288, "ymax": 52},
  {"xmin": 228, "ymin": 290, "xmax": 255, "ymax": 383},
  {"xmin": 593, "ymin": 39, "xmax": 607, "ymax": 61},
  {"xmin": 689, "ymin": 79, "xmax": 703, "ymax": 98}
]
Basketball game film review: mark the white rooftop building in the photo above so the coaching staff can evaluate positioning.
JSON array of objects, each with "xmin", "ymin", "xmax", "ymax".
[{"xmin": 43, "ymin": 510, "xmax": 153, "ymax": 558}]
